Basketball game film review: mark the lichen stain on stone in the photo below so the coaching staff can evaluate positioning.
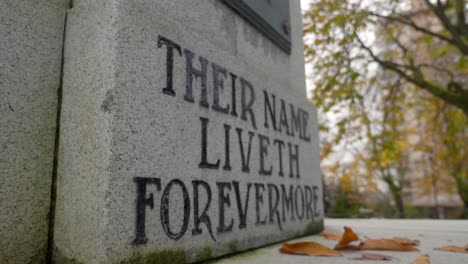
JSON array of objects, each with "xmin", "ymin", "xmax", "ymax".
[
  {"xmin": 52, "ymin": 247, "xmax": 86, "ymax": 264},
  {"xmin": 2, "ymin": 211, "xmax": 49, "ymax": 264},
  {"xmin": 195, "ymin": 247, "xmax": 213, "ymax": 262},
  {"xmin": 119, "ymin": 249, "xmax": 187, "ymax": 264},
  {"xmin": 302, "ymin": 220, "xmax": 324, "ymax": 236},
  {"xmin": 228, "ymin": 241, "xmax": 238, "ymax": 253},
  {"xmin": 100, "ymin": 90, "xmax": 114, "ymax": 113},
  {"xmin": 211, "ymin": 248, "xmax": 263, "ymax": 264},
  {"xmin": 232, "ymin": 250, "xmax": 262, "ymax": 261}
]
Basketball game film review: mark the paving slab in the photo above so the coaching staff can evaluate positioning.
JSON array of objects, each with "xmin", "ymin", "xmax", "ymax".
[{"xmin": 214, "ymin": 219, "xmax": 468, "ymax": 264}]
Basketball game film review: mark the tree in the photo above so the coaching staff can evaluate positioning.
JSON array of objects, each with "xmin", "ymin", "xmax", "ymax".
[
  {"xmin": 395, "ymin": 84, "xmax": 468, "ymax": 218},
  {"xmin": 415, "ymin": 94, "xmax": 468, "ymax": 211},
  {"xmin": 329, "ymin": 173, "xmax": 362, "ymax": 217},
  {"xmin": 304, "ymin": 0, "xmax": 467, "ymax": 114},
  {"xmin": 303, "ymin": 0, "xmax": 467, "ymax": 217}
]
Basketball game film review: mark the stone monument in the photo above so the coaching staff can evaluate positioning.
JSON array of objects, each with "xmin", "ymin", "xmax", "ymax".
[
  {"xmin": 0, "ymin": 1, "xmax": 68, "ymax": 263},
  {"xmin": 1, "ymin": 0, "xmax": 323, "ymax": 263}
]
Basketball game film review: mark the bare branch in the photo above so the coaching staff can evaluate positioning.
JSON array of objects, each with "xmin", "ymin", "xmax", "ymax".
[
  {"xmin": 356, "ymin": 35, "xmax": 468, "ymax": 114},
  {"xmin": 368, "ymin": 11, "xmax": 468, "ymax": 55},
  {"xmin": 423, "ymin": 0, "xmax": 468, "ymax": 54},
  {"xmin": 455, "ymin": 0, "xmax": 467, "ymax": 36}
]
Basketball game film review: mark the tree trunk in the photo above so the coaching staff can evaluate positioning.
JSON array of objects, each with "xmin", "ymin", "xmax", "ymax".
[
  {"xmin": 383, "ymin": 174, "xmax": 406, "ymax": 218},
  {"xmin": 452, "ymin": 176, "xmax": 468, "ymax": 219},
  {"xmin": 430, "ymin": 168, "xmax": 441, "ymax": 219},
  {"xmin": 392, "ymin": 189, "xmax": 406, "ymax": 218}
]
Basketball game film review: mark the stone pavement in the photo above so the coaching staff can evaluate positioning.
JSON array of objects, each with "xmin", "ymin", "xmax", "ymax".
[{"xmin": 213, "ymin": 219, "xmax": 468, "ymax": 264}]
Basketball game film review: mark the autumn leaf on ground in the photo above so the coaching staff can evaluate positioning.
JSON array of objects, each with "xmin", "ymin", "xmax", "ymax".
[
  {"xmin": 411, "ymin": 254, "xmax": 430, "ymax": 264},
  {"xmin": 359, "ymin": 239, "xmax": 419, "ymax": 251},
  {"xmin": 335, "ymin": 226, "xmax": 360, "ymax": 250},
  {"xmin": 320, "ymin": 229, "xmax": 342, "ymax": 241},
  {"xmin": 435, "ymin": 245, "xmax": 468, "ymax": 253},
  {"xmin": 279, "ymin": 242, "xmax": 342, "ymax": 257},
  {"xmin": 351, "ymin": 253, "xmax": 393, "ymax": 261},
  {"xmin": 392, "ymin": 237, "xmax": 420, "ymax": 246}
]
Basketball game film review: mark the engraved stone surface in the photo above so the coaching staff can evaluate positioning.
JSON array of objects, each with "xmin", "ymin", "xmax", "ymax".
[
  {"xmin": 0, "ymin": 0, "xmax": 68, "ymax": 263},
  {"xmin": 53, "ymin": 0, "xmax": 323, "ymax": 263}
]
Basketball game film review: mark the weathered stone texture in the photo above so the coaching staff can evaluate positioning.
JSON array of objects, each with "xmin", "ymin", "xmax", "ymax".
[
  {"xmin": 0, "ymin": 0, "xmax": 68, "ymax": 263},
  {"xmin": 53, "ymin": 0, "xmax": 323, "ymax": 263},
  {"xmin": 52, "ymin": 1, "xmax": 119, "ymax": 262}
]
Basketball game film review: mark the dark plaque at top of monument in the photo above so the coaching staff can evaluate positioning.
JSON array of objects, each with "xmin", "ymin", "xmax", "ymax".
[{"xmin": 222, "ymin": 0, "xmax": 291, "ymax": 53}]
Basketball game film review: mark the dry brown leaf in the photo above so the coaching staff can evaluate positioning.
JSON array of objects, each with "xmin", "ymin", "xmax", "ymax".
[
  {"xmin": 411, "ymin": 254, "xmax": 430, "ymax": 264},
  {"xmin": 335, "ymin": 244, "xmax": 361, "ymax": 250},
  {"xmin": 320, "ymin": 229, "xmax": 342, "ymax": 241},
  {"xmin": 392, "ymin": 237, "xmax": 420, "ymax": 246},
  {"xmin": 334, "ymin": 226, "xmax": 360, "ymax": 249},
  {"xmin": 279, "ymin": 242, "xmax": 342, "ymax": 257},
  {"xmin": 359, "ymin": 239, "xmax": 419, "ymax": 251},
  {"xmin": 435, "ymin": 245, "xmax": 468, "ymax": 253},
  {"xmin": 352, "ymin": 253, "xmax": 393, "ymax": 261}
]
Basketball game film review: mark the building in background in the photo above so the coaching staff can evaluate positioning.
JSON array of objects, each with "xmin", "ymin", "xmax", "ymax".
[{"xmin": 377, "ymin": 0, "xmax": 466, "ymax": 218}]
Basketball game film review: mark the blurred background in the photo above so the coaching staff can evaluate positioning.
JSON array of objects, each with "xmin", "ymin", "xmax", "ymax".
[{"xmin": 301, "ymin": 0, "xmax": 467, "ymax": 219}]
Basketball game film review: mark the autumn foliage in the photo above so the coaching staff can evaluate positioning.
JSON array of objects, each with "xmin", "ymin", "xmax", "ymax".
[{"xmin": 303, "ymin": 0, "xmax": 468, "ymax": 218}]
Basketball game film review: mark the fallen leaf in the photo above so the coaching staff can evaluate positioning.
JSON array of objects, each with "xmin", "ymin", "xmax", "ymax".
[
  {"xmin": 359, "ymin": 239, "xmax": 419, "ymax": 251},
  {"xmin": 320, "ymin": 229, "xmax": 342, "ymax": 241},
  {"xmin": 392, "ymin": 237, "xmax": 420, "ymax": 246},
  {"xmin": 279, "ymin": 242, "xmax": 342, "ymax": 257},
  {"xmin": 465, "ymin": 244, "xmax": 468, "ymax": 250},
  {"xmin": 335, "ymin": 226, "xmax": 360, "ymax": 249},
  {"xmin": 335, "ymin": 244, "xmax": 361, "ymax": 250},
  {"xmin": 435, "ymin": 245, "xmax": 468, "ymax": 253},
  {"xmin": 411, "ymin": 254, "xmax": 430, "ymax": 264},
  {"xmin": 352, "ymin": 253, "xmax": 393, "ymax": 261}
]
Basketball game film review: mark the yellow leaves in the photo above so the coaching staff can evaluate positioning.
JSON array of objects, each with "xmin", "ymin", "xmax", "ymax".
[
  {"xmin": 279, "ymin": 242, "xmax": 342, "ymax": 257},
  {"xmin": 314, "ymin": 39, "xmax": 324, "ymax": 45},
  {"xmin": 340, "ymin": 173, "xmax": 355, "ymax": 193},
  {"xmin": 320, "ymin": 142, "xmax": 333, "ymax": 160},
  {"xmin": 420, "ymin": 35, "xmax": 434, "ymax": 46},
  {"xmin": 330, "ymin": 14, "xmax": 347, "ymax": 27},
  {"xmin": 317, "ymin": 15, "xmax": 327, "ymax": 23},
  {"xmin": 411, "ymin": 254, "xmax": 431, "ymax": 264},
  {"xmin": 435, "ymin": 245, "xmax": 468, "ymax": 254},
  {"xmin": 303, "ymin": 0, "xmax": 468, "ymax": 225},
  {"xmin": 395, "ymin": 139, "xmax": 409, "ymax": 152},
  {"xmin": 456, "ymin": 56, "xmax": 468, "ymax": 72}
]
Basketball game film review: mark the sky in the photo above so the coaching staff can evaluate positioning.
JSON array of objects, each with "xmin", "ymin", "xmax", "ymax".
[
  {"xmin": 298, "ymin": 0, "xmax": 370, "ymax": 169},
  {"xmin": 300, "ymin": 0, "xmax": 312, "ymax": 11}
]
